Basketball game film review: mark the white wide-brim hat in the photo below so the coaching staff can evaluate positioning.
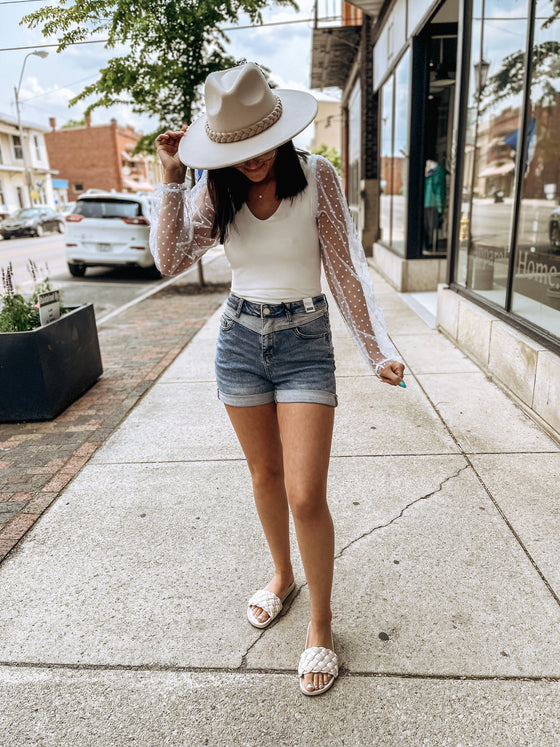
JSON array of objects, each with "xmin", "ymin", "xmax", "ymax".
[{"xmin": 178, "ymin": 62, "xmax": 318, "ymax": 170}]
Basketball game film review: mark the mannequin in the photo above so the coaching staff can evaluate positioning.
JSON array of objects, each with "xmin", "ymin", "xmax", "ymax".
[{"xmin": 424, "ymin": 158, "xmax": 446, "ymax": 252}]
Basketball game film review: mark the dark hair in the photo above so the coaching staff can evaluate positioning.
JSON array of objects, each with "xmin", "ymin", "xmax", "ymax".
[{"xmin": 207, "ymin": 140, "xmax": 308, "ymax": 243}]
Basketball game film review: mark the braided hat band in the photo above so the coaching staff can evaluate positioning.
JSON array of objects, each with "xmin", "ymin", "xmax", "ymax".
[
  {"xmin": 178, "ymin": 63, "xmax": 317, "ymax": 169},
  {"xmin": 205, "ymin": 97, "xmax": 283, "ymax": 144}
]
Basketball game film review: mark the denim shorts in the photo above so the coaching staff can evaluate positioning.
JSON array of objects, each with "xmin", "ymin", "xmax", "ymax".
[{"xmin": 215, "ymin": 293, "xmax": 337, "ymax": 407}]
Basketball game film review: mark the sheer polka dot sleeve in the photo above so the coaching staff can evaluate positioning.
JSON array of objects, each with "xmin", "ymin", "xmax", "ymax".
[
  {"xmin": 149, "ymin": 174, "xmax": 219, "ymax": 276},
  {"xmin": 311, "ymin": 155, "xmax": 401, "ymax": 374}
]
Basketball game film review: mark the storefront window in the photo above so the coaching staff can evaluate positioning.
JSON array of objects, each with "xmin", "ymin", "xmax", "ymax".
[
  {"xmin": 457, "ymin": 0, "xmax": 530, "ymax": 306},
  {"xmin": 378, "ymin": 49, "xmax": 410, "ymax": 256},
  {"xmin": 511, "ymin": 0, "xmax": 560, "ymax": 336},
  {"xmin": 392, "ymin": 50, "xmax": 410, "ymax": 254},
  {"xmin": 380, "ymin": 75, "xmax": 393, "ymax": 247}
]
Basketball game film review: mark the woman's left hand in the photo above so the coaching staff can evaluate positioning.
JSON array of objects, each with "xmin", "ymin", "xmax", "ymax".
[{"xmin": 377, "ymin": 361, "xmax": 405, "ymax": 386}]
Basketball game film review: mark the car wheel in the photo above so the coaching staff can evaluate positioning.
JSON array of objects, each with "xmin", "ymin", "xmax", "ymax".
[
  {"xmin": 35, "ymin": 225, "xmax": 44, "ymax": 237},
  {"xmin": 147, "ymin": 264, "xmax": 162, "ymax": 279},
  {"xmin": 1, "ymin": 234, "xmax": 11, "ymax": 240},
  {"xmin": 57, "ymin": 222, "xmax": 64, "ymax": 233},
  {"xmin": 68, "ymin": 262, "xmax": 87, "ymax": 277}
]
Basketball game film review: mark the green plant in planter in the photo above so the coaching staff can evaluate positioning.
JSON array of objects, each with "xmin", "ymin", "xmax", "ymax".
[{"xmin": 0, "ymin": 261, "xmax": 64, "ymax": 332}]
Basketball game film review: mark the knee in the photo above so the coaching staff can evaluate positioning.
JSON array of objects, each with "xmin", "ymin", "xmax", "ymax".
[
  {"xmin": 248, "ymin": 462, "xmax": 284, "ymax": 491},
  {"xmin": 289, "ymin": 492, "xmax": 328, "ymax": 524}
]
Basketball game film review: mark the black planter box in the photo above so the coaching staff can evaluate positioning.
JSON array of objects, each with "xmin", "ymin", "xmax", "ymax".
[{"xmin": 0, "ymin": 304, "xmax": 103, "ymax": 423}]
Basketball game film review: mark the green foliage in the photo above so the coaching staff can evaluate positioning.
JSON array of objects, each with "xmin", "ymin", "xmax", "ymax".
[
  {"xmin": 0, "ymin": 294, "xmax": 39, "ymax": 332},
  {"xmin": 22, "ymin": 0, "xmax": 298, "ymax": 151},
  {"xmin": 0, "ymin": 261, "xmax": 63, "ymax": 333},
  {"xmin": 311, "ymin": 144, "xmax": 341, "ymax": 174},
  {"xmin": 61, "ymin": 116, "xmax": 88, "ymax": 129},
  {"xmin": 481, "ymin": 2, "xmax": 560, "ymax": 111}
]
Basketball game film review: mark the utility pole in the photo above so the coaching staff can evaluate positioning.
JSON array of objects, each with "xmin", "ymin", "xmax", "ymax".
[{"xmin": 14, "ymin": 50, "xmax": 49, "ymax": 206}]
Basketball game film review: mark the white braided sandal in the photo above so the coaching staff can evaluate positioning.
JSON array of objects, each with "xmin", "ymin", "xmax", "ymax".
[
  {"xmin": 247, "ymin": 580, "xmax": 296, "ymax": 629},
  {"xmin": 298, "ymin": 622, "xmax": 338, "ymax": 696}
]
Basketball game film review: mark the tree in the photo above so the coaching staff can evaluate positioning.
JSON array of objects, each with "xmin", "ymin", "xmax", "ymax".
[
  {"xmin": 23, "ymin": 0, "xmax": 297, "ymax": 151},
  {"xmin": 61, "ymin": 116, "xmax": 88, "ymax": 129},
  {"xmin": 311, "ymin": 144, "xmax": 341, "ymax": 174},
  {"xmin": 481, "ymin": 3, "xmax": 560, "ymax": 111}
]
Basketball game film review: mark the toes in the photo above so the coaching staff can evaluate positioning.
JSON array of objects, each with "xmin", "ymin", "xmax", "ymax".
[
  {"xmin": 250, "ymin": 606, "xmax": 269, "ymax": 623},
  {"xmin": 312, "ymin": 673, "xmax": 331, "ymax": 691},
  {"xmin": 304, "ymin": 674, "xmax": 314, "ymax": 692}
]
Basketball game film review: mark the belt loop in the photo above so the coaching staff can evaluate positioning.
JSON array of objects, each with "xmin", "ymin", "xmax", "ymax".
[
  {"xmin": 282, "ymin": 303, "xmax": 292, "ymax": 322},
  {"xmin": 234, "ymin": 295, "xmax": 244, "ymax": 318}
]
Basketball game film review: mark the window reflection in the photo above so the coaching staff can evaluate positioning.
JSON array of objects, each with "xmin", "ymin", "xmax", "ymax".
[
  {"xmin": 512, "ymin": 0, "xmax": 560, "ymax": 335},
  {"xmin": 464, "ymin": 1, "xmax": 529, "ymax": 306},
  {"xmin": 392, "ymin": 52, "xmax": 410, "ymax": 254},
  {"xmin": 379, "ymin": 75, "xmax": 394, "ymax": 247},
  {"xmin": 378, "ymin": 50, "xmax": 410, "ymax": 256}
]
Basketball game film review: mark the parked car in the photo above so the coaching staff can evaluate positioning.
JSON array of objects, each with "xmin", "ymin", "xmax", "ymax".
[
  {"xmin": 550, "ymin": 206, "xmax": 560, "ymax": 252},
  {"xmin": 64, "ymin": 191, "xmax": 157, "ymax": 277},
  {"xmin": 0, "ymin": 207, "xmax": 65, "ymax": 239}
]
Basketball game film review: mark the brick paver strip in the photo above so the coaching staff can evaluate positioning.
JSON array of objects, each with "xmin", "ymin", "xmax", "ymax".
[{"xmin": 0, "ymin": 278, "xmax": 229, "ymax": 563}]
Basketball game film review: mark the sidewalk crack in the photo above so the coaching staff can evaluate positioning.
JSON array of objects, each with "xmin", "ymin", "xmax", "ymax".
[
  {"xmin": 335, "ymin": 464, "xmax": 470, "ymax": 561},
  {"xmin": 237, "ymin": 465, "xmax": 468, "ymax": 668},
  {"xmin": 237, "ymin": 587, "xmax": 305, "ymax": 670}
]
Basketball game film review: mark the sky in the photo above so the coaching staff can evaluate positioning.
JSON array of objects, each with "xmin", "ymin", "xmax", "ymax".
[{"xmin": 0, "ymin": 0, "xmax": 340, "ymax": 149}]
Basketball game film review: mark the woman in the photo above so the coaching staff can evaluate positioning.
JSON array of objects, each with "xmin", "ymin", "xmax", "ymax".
[{"xmin": 150, "ymin": 62, "xmax": 405, "ymax": 696}]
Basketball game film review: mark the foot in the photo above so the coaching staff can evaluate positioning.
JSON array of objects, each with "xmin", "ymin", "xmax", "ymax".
[
  {"xmin": 302, "ymin": 620, "xmax": 334, "ymax": 693},
  {"xmin": 249, "ymin": 572, "xmax": 295, "ymax": 625}
]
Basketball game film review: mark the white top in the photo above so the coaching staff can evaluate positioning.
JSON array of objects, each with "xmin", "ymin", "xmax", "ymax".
[
  {"xmin": 149, "ymin": 154, "xmax": 401, "ymax": 372},
  {"xmin": 226, "ymin": 170, "xmax": 321, "ymax": 302}
]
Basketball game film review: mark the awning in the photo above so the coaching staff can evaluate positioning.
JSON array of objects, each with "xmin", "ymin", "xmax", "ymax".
[
  {"xmin": 478, "ymin": 162, "xmax": 515, "ymax": 178},
  {"xmin": 122, "ymin": 177, "xmax": 155, "ymax": 192},
  {"xmin": 504, "ymin": 118, "xmax": 536, "ymax": 151},
  {"xmin": 310, "ymin": 25, "xmax": 362, "ymax": 89}
]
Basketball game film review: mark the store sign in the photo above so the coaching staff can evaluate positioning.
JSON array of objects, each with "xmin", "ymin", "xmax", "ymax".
[
  {"xmin": 469, "ymin": 244, "xmax": 560, "ymax": 309},
  {"xmin": 37, "ymin": 290, "xmax": 61, "ymax": 326}
]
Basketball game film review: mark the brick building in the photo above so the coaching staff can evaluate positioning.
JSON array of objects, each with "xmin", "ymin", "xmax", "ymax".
[{"xmin": 45, "ymin": 117, "xmax": 156, "ymax": 202}]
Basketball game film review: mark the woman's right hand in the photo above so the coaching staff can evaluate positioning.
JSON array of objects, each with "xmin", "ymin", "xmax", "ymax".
[{"xmin": 155, "ymin": 124, "xmax": 188, "ymax": 183}]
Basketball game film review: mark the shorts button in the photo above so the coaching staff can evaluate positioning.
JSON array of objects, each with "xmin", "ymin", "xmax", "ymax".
[{"xmin": 263, "ymin": 307, "xmax": 271, "ymax": 316}]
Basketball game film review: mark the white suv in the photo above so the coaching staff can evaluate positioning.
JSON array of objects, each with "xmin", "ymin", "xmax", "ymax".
[{"xmin": 65, "ymin": 191, "xmax": 157, "ymax": 277}]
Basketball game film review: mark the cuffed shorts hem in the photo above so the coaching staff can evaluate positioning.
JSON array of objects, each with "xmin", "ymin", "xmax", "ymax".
[
  {"xmin": 275, "ymin": 389, "xmax": 337, "ymax": 407},
  {"xmin": 217, "ymin": 390, "xmax": 274, "ymax": 407},
  {"xmin": 217, "ymin": 388, "xmax": 338, "ymax": 408}
]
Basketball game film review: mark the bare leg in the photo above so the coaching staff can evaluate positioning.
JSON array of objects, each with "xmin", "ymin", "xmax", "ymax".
[
  {"xmin": 277, "ymin": 402, "xmax": 335, "ymax": 693},
  {"xmin": 224, "ymin": 403, "xmax": 294, "ymax": 621}
]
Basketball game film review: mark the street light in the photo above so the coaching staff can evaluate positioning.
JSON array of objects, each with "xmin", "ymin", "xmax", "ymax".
[{"xmin": 14, "ymin": 49, "xmax": 49, "ymax": 204}]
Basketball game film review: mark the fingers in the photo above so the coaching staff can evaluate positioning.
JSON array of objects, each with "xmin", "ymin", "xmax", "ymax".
[
  {"xmin": 379, "ymin": 361, "xmax": 405, "ymax": 386},
  {"xmin": 155, "ymin": 126, "xmax": 188, "ymax": 150}
]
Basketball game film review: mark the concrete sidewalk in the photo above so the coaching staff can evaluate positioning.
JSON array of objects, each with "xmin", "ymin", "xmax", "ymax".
[{"xmin": 1, "ymin": 267, "xmax": 560, "ymax": 746}]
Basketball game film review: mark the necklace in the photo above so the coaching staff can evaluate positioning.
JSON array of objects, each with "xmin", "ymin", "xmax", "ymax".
[{"xmin": 254, "ymin": 180, "xmax": 273, "ymax": 200}]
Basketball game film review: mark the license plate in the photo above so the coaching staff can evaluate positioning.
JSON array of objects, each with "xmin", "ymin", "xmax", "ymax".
[{"xmin": 97, "ymin": 243, "xmax": 112, "ymax": 252}]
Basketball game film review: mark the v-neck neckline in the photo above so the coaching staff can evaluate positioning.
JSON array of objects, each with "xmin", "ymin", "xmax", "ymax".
[{"xmin": 245, "ymin": 199, "xmax": 283, "ymax": 222}]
